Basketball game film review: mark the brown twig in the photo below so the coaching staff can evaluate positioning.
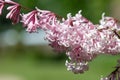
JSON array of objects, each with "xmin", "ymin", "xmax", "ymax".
[
  {"xmin": 103, "ymin": 59, "xmax": 120, "ymax": 80},
  {"xmin": 113, "ymin": 29, "xmax": 120, "ymax": 39}
]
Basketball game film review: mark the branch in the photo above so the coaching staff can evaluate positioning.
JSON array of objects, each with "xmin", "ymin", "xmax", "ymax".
[{"xmin": 101, "ymin": 59, "xmax": 120, "ymax": 80}]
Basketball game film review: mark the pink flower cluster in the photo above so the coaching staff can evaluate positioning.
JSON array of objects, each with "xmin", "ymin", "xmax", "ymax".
[
  {"xmin": 0, "ymin": 0, "xmax": 21, "ymax": 24},
  {"xmin": 0, "ymin": 0, "xmax": 120, "ymax": 74},
  {"xmin": 21, "ymin": 7, "xmax": 57, "ymax": 32},
  {"xmin": 46, "ymin": 11, "xmax": 120, "ymax": 73}
]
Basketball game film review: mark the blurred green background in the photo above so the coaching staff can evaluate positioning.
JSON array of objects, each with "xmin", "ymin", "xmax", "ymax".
[{"xmin": 0, "ymin": 0, "xmax": 120, "ymax": 80}]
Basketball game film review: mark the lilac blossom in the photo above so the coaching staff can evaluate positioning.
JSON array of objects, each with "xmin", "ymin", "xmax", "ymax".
[
  {"xmin": 5, "ymin": 0, "xmax": 21, "ymax": 24},
  {"xmin": 0, "ymin": 0, "xmax": 5, "ymax": 15},
  {"xmin": 65, "ymin": 60, "xmax": 89, "ymax": 74},
  {"xmin": 99, "ymin": 13, "xmax": 120, "ymax": 30},
  {"xmin": 45, "ymin": 11, "xmax": 100, "ymax": 73},
  {"xmin": 21, "ymin": 10, "xmax": 39, "ymax": 32},
  {"xmin": 36, "ymin": 7, "xmax": 57, "ymax": 31},
  {"xmin": 45, "ymin": 11, "xmax": 120, "ymax": 73},
  {"xmin": 0, "ymin": 0, "xmax": 120, "ymax": 74},
  {"xmin": 97, "ymin": 13, "xmax": 120, "ymax": 55},
  {"xmin": 21, "ymin": 7, "xmax": 57, "ymax": 32}
]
